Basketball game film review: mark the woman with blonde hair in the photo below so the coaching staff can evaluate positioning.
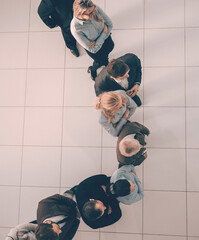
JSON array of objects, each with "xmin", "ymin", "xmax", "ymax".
[
  {"xmin": 95, "ymin": 90, "xmax": 137, "ymax": 137},
  {"xmin": 71, "ymin": 0, "xmax": 114, "ymax": 80}
]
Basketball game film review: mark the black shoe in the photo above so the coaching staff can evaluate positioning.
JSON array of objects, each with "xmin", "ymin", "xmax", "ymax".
[
  {"xmin": 70, "ymin": 48, "xmax": 79, "ymax": 57},
  {"xmin": 87, "ymin": 66, "xmax": 97, "ymax": 81},
  {"xmin": 132, "ymin": 94, "xmax": 142, "ymax": 107}
]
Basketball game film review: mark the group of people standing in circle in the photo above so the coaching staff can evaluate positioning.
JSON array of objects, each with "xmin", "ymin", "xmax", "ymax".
[{"xmin": 5, "ymin": 1, "xmax": 150, "ymax": 240}]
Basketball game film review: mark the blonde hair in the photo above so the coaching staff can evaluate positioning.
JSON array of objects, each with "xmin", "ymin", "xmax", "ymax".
[
  {"xmin": 73, "ymin": 0, "xmax": 103, "ymax": 22},
  {"xmin": 95, "ymin": 92, "xmax": 127, "ymax": 123}
]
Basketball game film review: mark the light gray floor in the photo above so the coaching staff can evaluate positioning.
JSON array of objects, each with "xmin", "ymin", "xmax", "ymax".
[{"xmin": 0, "ymin": 0, "xmax": 199, "ymax": 240}]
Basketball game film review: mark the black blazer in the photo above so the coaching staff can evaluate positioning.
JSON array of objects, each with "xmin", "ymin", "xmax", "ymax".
[
  {"xmin": 94, "ymin": 53, "xmax": 142, "ymax": 96},
  {"xmin": 37, "ymin": 194, "xmax": 79, "ymax": 240},
  {"xmin": 75, "ymin": 175, "xmax": 122, "ymax": 229},
  {"xmin": 38, "ymin": 0, "xmax": 74, "ymax": 28}
]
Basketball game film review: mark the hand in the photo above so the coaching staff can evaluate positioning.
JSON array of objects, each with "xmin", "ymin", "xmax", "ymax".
[
  {"xmin": 108, "ymin": 206, "xmax": 112, "ymax": 215},
  {"xmin": 89, "ymin": 41, "xmax": 95, "ymax": 48},
  {"xmin": 103, "ymin": 24, "xmax": 108, "ymax": 34},
  {"xmin": 126, "ymin": 84, "xmax": 139, "ymax": 97},
  {"xmin": 143, "ymin": 152, "xmax": 148, "ymax": 159},
  {"xmin": 122, "ymin": 108, "xmax": 130, "ymax": 120},
  {"xmin": 130, "ymin": 172, "xmax": 135, "ymax": 176},
  {"xmin": 101, "ymin": 185, "xmax": 106, "ymax": 192}
]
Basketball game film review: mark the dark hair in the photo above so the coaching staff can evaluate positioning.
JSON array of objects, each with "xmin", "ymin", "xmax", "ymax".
[
  {"xmin": 107, "ymin": 59, "xmax": 129, "ymax": 78},
  {"xmin": 82, "ymin": 200, "xmax": 103, "ymax": 221},
  {"xmin": 113, "ymin": 179, "xmax": 131, "ymax": 197},
  {"xmin": 35, "ymin": 223, "xmax": 59, "ymax": 240}
]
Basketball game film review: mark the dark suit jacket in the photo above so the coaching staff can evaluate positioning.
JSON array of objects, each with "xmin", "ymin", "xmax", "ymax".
[
  {"xmin": 117, "ymin": 122, "xmax": 150, "ymax": 166},
  {"xmin": 94, "ymin": 53, "xmax": 142, "ymax": 96},
  {"xmin": 38, "ymin": 0, "xmax": 74, "ymax": 28},
  {"xmin": 75, "ymin": 175, "xmax": 122, "ymax": 229},
  {"xmin": 37, "ymin": 194, "xmax": 79, "ymax": 240}
]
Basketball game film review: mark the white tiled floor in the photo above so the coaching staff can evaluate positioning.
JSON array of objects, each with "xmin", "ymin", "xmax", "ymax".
[{"xmin": 0, "ymin": 0, "xmax": 199, "ymax": 239}]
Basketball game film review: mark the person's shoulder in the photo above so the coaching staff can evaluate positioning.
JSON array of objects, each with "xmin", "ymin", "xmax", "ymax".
[{"xmin": 95, "ymin": 67, "xmax": 109, "ymax": 81}]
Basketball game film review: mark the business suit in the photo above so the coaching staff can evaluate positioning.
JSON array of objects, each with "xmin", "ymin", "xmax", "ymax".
[
  {"xmin": 38, "ymin": 0, "xmax": 77, "ymax": 50},
  {"xmin": 94, "ymin": 53, "xmax": 142, "ymax": 100},
  {"xmin": 37, "ymin": 194, "xmax": 79, "ymax": 240},
  {"xmin": 117, "ymin": 122, "xmax": 150, "ymax": 166}
]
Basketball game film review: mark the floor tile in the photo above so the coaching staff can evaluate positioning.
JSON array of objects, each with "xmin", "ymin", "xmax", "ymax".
[
  {"xmin": 21, "ymin": 147, "xmax": 61, "ymax": 187},
  {"xmin": 0, "ymin": 186, "xmax": 20, "ymax": 227},
  {"xmin": 0, "ymin": 70, "xmax": 26, "ymax": 106},
  {"xmin": 74, "ymin": 231, "xmax": 99, "ymax": 240},
  {"xmin": 186, "ymin": 108, "xmax": 199, "ymax": 148},
  {"xmin": 26, "ymin": 69, "xmax": 64, "ymax": 106},
  {"xmin": 144, "ymin": 149, "xmax": 186, "ymax": 191},
  {"xmin": 145, "ymin": 0, "xmax": 184, "ymax": 28},
  {"xmin": 106, "ymin": 0, "xmax": 144, "ymax": 29},
  {"xmin": 187, "ymin": 192, "xmax": 199, "ymax": 236},
  {"xmin": 143, "ymin": 235, "xmax": 186, "ymax": 240},
  {"xmin": 111, "ymin": 30, "xmax": 143, "ymax": 62},
  {"xmin": 187, "ymin": 149, "xmax": 199, "ymax": 191},
  {"xmin": 62, "ymin": 107, "xmax": 101, "ymax": 146},
  {"xmin": 61, "ymin": 147, "xmax": 101, "ymax": 187},
  {"xmin": 0, "ymin": 0, "xmax": 30, "ymax": 32},
  {"xmin": 28, "ymin": 32, "xmax": 65, "ymax": 68},
  {"xmin": 145, "ymin": 29, "xmax": 184, "ymax": 67},
  {"xmin": 143, "ymin": 191, "xmax": 186, "ymax": 235},
  {"xmin": 24, "ymin": 107, "xmax": 62, "ymax": 146},
  {"xmin": 185, "ymin": 0, "xmax": 199, "ymax": 27},
  {"xmin": 0, "ymin": 107, "xmax": 24, "ymax": 145},
  {"xmin": 186, "ymin": 67, "xmax": 199, "ymax": 106},
  {"xmin": 101, "ymin": 233, "xmax": 142, "ymax": 240},
  {"xmin": 19, "ymin": 187, "xmax": 59, "ymax": 223},
  {"xmin": 0, "ymin": 33, "xmax": 28, "ymax": 68},
  {"xmin": 144, "ymin": 107, "xmax": 185, "ymax": 148},
  {"xmin": 64, "ymin": 69, "xmax": 96, "ymax": 106},
  {"xmin": 104, "ymin": 200, "xmax": 142, "ymax": 233},
  {"xmin": 144, "ymin": 67, "xmax": 185, "ymax": 107},
  {"xmin": 186, "ymin": 28, "xmax": 199, "ymax": 66},
  {"xmin": 0, "ymin": 146, "xmax": 22, "ymax": 186},
  {"xmin": 0, "ymin": 228, "xmax": 11, "ymax": 240}
]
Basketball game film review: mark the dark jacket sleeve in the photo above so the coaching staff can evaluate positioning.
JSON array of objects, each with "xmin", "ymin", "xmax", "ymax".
[
  {"xmin": 81, "ymin": 174, "xmax": 109, "ymax": 186},
  {"xmin": 38, "ymin": 0, "xmax": 57, "ymax": 28},
  {"xmin": 87, "ymin": 197, "xmax": 122, "ymax": 229}
]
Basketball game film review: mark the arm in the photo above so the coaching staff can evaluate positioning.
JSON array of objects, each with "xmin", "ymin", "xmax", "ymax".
[
  {"xmin": 96, "ymin": 6, "xmax": 113, "ymax": 36},
  {"xmin": 133, "ymin": 175, "xmax": 144, "ymax": 200},
  {"xmin": 38, "ymin": 0, "xmax": 57, "ymax": 28},
  {"xmin": 125, "ymin": 94, "xmax": 137, "ymax": 118},
  {"xmin": 81, "ymin": 174, "xmax": 109, "ymax": 186},
  {"xmin": 5, "ymin": 223, "xmax": 36, "ymax": 240}
]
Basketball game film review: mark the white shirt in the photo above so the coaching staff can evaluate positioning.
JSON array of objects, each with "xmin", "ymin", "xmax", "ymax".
[{"xmin": 114, "ymin": 77, "xmax": 129, "ymax": 90}]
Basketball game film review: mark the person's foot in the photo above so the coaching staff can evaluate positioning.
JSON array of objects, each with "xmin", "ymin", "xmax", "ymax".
[
  {"xmin": 70, "ymin": 48, "xmax": 79, "ymax": 57},
  {"xmin": 87, "ymin": 66, "xmax": 97, "ymax": 81}
]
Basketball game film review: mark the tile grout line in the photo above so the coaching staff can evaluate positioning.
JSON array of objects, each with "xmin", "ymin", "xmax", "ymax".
[{"xmin": 17, "ymin": 0, "xmax": 32, "ymax": 224}]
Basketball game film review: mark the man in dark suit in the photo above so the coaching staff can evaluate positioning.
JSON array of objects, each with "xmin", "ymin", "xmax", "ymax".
[
  {"xmin": 38, "ymin": 0, "xmax": 79, "ymax": 57},
  {"xmin": 94, "ymin": 53, "xmax": 142, "ymax": 106},
  {"xmin": 35, "ymin": 194, "xmax": 80, "ymax": 240}
]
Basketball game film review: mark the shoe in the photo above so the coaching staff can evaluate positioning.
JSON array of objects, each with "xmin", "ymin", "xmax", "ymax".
[
  {"xmin": 132, "ymin": 94, "xmax": 142, "ymax": 107},
  {"xmin": 87, "ymin": 66, "xmax": 97, "ymax": 81},
  {"xmin": 70, "ymin": 48, "xmax": 79, "ymax": 57}
]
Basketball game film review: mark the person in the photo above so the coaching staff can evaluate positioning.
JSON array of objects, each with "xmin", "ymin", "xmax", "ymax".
[
  {"xmin": 95, "ymin": 90, "xmax": 137, "ymax": 137},
  {"xmin": 38, "ymin": 0, "xmax": 79, "ymax": 57},
  {"xmin": 94, "ymin": 53, "xmax": 142, "ymax": 106},
  {"xmin": 74, "ymin": 174, "xmax": 122, "ymax": 229},
  {"xmin": 71, "ymin": 0, "xmax": 114, "ymax": 80},
  {"xmin": 110, "ymin": 164, "xmax": 144, "ymax": 205},
  {"xmin": 117, "ymin": 121, "xmax": 150, "ymax": 167},
  {"xmin": 5, "ymin": 223, "xmax": 37, "ymax": 240},
  {"xmin": 35, "ymin": 194, "xmax": 80, "ymax": 240}
]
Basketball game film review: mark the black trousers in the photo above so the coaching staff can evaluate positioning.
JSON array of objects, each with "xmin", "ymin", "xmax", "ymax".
[
  {"xmin": 85, "ymin": 35, "xmax": 114, "ymax": 69},
  {"xmin": 61, "ymin": 25, "xmax": 77, "ymax": 50}
]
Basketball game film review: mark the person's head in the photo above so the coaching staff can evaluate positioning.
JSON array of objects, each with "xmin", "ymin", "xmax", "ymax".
[
  {"xmin": 95, "ymin": 91, "xmax": 127, "ymax": 122},
  {"xmin": 82, "ymin": 199, "xmax": 106, "ymax": 221},
  {"xmin": 107, "ymin": 59, "xmax": 130, "ymax": 80},
  {"xmin": 35, "ymin": 222, "xmax": 61, "ymax": 240},
  {"xmin": 73, "ymin": 0, "xmax": 103, "ymax": 22},
  {"xmin": 119, "ymin": 136, "xmax": 141, "ymax": 157},
  {"xmin": 112, "ymin": 179, "xmax": 135, "ymax": 197}
]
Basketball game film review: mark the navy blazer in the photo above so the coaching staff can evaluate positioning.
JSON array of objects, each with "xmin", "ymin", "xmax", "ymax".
[
  {"xmin": 37, "ymin": 194, "xmax": 79, "ymax": 240},
  {"xmin": 94, "ymin": 53, "xmax": 142, "ymax": 96},
  {"xmin": 38, "ymin": 0, "xmax": 74, "ymax": 28}
]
